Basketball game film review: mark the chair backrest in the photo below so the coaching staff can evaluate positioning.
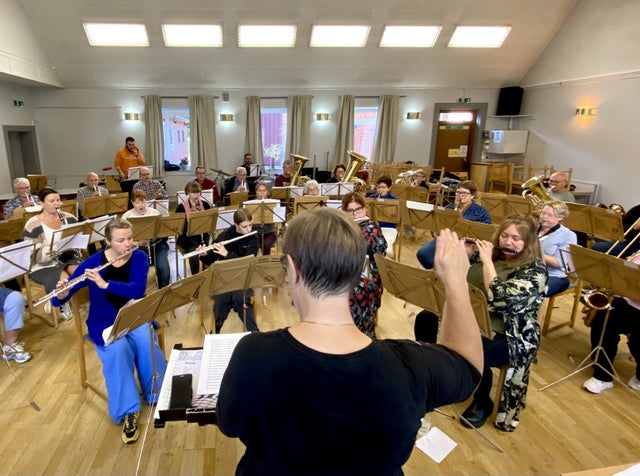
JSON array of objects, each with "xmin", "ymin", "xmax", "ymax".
[{"xmin": 488, "ymin": 163, "xmax": 512, "ymax": 194}]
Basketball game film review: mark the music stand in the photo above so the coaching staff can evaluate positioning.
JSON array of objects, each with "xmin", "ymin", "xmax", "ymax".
[
  {"xmin": 147, "ymin": 199, "xmax": 170, "ymax": 217},
  {"xmin": 215, "ymin": 208, "xmax": 237, "ymax": 230},
  {"xmin": 452, "ymin": 219, "xmax": 499, "ymax": 242},
  {"xmin": 540, "ymin": 245, "xmax": 640, "ymax": 393},
  {"xmin": 186, "ymin": 208, "xmax": 218, "ymax": 238},
  {"xmin": 0, "ymin": 218, "xmax": 26, "ymax": 245},
  {"xmin": 177, "ymin": 190, "xmax": 214, "ymax": 208},
  {"xmin": 320, "ymin": 182, "xmax": 341, "ymax": 197},
  {"xmin": 82, "ymin": 215, "xmax": 114, "ymax": 244},
  {"xmin": 154, "ymin": 214, "xmax": 186, "ymax": 280},
  {"xmin": 365, "ymin": 198, "xmax": 401, "ymax": 225},
  {"xmin": 504, "ymin": 195, "xmax": 533, "ymax": 217},
  {"xmin": 590, "ymin": 207, "xmax": 625, "ymax": 242},
  {"xmin": 27, "ymin": 174, "xmax": 47, "ymax": 193},
  {"xmin": 477, "ymin": 192, "xmax": 508, "ymax": 223},
  {"xmin": 293, "ymin": 196, "xmax": 328, "ymax": 215},
  {"xmin": 127, "ymin": 166, "xmax": 154, "ymax": 181},
  {"xmin": 84, "ymin": 193, "xmax": 129, "ymax": 218},
  {"xmin": 270, "ymin": 187, "xmax": 290, "ymax": 201},
  {"xmin": 50, "ymin": 223, "xmax": 90, "ymax": 256},
  {"xmin": 390, "ymin": 184, "xmax": 429, "ymax": 202},
  {"xmin": 244, "ymin": 200, "xmax": 287, "ymax": 252}
]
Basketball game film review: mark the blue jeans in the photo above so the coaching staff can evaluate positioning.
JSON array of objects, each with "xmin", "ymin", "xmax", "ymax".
[
  {"xmin": 592, "ymin": 240, "xmax": 638, "ymax": 258},
  {"xmin": 545, "ymin": 276, "xmax": 570, "ymax": 297},
  {"xmin": 416, "ymin": 240, "xmax": 436, "ymax": 269},
  {"xmin": 150, "ymin": 241, "xmax": 170, "ymax": 287}
]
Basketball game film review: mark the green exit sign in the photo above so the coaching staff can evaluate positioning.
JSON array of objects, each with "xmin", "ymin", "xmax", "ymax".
[{"xmin": 12, "ymin": 100, "xmax": 24, "ymax": 108}]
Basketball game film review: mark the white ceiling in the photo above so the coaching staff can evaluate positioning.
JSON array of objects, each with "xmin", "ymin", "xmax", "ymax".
[{"xmin": 18, "ymin": 0, "xmax": 579, "ymax": 90}]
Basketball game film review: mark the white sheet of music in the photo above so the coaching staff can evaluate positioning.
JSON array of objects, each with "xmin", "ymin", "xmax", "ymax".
[
  {"xmin": 197, "ymin": 332, "xmax": 249, "ymax": 395},
  {"xmin": 154, "ymin": 348, "xmax": 203, "ymax": 419},
  {"xmin": 406, "ymin": 200, "xmax": 434, "ymax": 211},
  {"xmin": 326, "ymin": 199, "xmax": 342, "ymax": 210}
]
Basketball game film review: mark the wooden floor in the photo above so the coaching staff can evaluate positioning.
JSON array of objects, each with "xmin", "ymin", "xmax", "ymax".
[{"xmin": 2, "ymin": 235, "xmax": 639, "ymax": 476}]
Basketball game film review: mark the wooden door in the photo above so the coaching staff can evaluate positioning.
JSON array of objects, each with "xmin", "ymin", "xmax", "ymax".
[{"xmin": 433, "ymin": 112, "xmax": 476, "ymax": 173}]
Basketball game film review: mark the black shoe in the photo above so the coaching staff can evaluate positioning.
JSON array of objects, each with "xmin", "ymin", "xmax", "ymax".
[{"xmin": 461, "ymin": 400, "xmax": 493, "ymax": 429}]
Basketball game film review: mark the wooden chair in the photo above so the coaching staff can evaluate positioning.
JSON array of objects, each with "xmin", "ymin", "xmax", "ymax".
[
  {"xmin": 487, "ymin": 163, "xmax": 512, "ymax": 194},
  {"xmin": 528, "ymin": 164, "xmax": 550, "ymax": 179},
  {"xmin": 540, "ymin": 279, "xmax": 584, "ymax": 337},
  {"xmin": 425, "ymin": 166, "xmax": 445, "ymax": 206},
  {"xmin": 509, "ymin": 164, "xmax": 529, "ymax": 195},
  {"xmin": 24, "ymin": 274, "xmax": 62, "ymax": 328}
]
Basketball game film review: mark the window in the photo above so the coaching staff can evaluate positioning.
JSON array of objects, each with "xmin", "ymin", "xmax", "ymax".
[
  {"xmin": 439, "ymin": 111, "xmax": 473, "ymax": 123},
  {"xmin": 354, "ymin": 106, "xmax": 378, "ymax": 159},
  {"xmin": 162, "ymin": 107, "xmax": 190, "ymax": 170},
  {"xmin": 261, "ymin": 106, "xmax": 287, "ymax": 170}
]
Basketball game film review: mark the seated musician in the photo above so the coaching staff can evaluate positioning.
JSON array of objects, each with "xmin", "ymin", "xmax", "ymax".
[
  {"xmin": 274, "ymin": 160, "xmax": 292, "ymax": 187},
  {"xmin": 194, "ymin": 166, "xmax": 220, "ymax": 204},
  {"xmin": 411, "ymin": 169, "xmax": 428, "ymax": 188},
  {"xmin": 122, "ymin": 190, "xmax": 171, "ymax": 288},
  {"xmin": 1, "ymin": 286, "xmax": 32, "ymax": 363},
  {"xmin": 22, "ymin": 187, "xmax": 81, "ymax": 320},
  {"xmin": 176, "ymin": 181, "xmax": 213, "ymax": 276},
  {"xmin": 416, "ymin": 180, "xmax": 492, "ymax": 269},
  {"xmin": 592, "ymin": 203, "xmax": 640, "ymax": 258},
  {"xmin": 414, "ymin": 214, "xmax": 547, "ymax": 431},
  {"xmin": 537, "ymin": 201, "xmax": 577, "ymax": 296},
  {"xmin": 200, "ymin": 208, "xmax": 259, "ymax": 334},
  {"xmin": 132, "ymin": 167, "xmax": 167, "ymax": 200},
  {"xmin": 548, "ymin": 172, "xmax": 575, "ymax": 202},
  {"xmin": 216, "ymin": 209, "xmax": 482, "ymax": 475},
  {"xmin": 3, "ymin": 177, "xmax": 40, "ymax": 219},
  {"xmin": 77, "ymin": 172, "xmax": 109, "ymax": 221},
  {"xmin": 326, "ymin": 163, "xmax": 346, "ymax": 183},
  {"xmin": 303, "ymin": 180, "xmax": 320, "ymax": 196},
  {"xmin": 370, "ymin": 175, "xmax": 398, "ymax": 257},
  {"xmin": 52, "ymin": 218, "xmax": 166, "ymax": 445},
  {"xmin": 253, "ymin": 182, "xmax": 277, "ymax": 256},
  {"xmin": 583, "ymin": 252, "xmax": 640, "ymax": 394},
  {"xmin": 223, "ymin": 167, "xmax": 252, "ymax": 196}
]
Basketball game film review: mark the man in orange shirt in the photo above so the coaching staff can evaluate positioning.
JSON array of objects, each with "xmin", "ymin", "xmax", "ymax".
[{"xmin": 115, "ymin": 137, "xmax": 145, "ymax": 179}]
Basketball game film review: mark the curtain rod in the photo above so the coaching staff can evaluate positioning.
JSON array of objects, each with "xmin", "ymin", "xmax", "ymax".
[
  {"xmin": 355, "ymin": 95, "xmax": 407, "ymax": 99},
  {"xmin": 140, "ymin": 95, "xmax": 219, "ymax": 99},
  {"xmin": 261, "ymin": 96, "xmax": 315, "ymax": 100}
]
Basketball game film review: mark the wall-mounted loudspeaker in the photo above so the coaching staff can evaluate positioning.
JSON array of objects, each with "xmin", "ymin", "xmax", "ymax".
[{"xmin": 496, "ymin": 86, "xmax": 523, "ymax": 116}]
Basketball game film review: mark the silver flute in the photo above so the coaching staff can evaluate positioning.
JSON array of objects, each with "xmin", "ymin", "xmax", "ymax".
[
  {"xmin": 33, "ymin": 246, "xmax": 139, "ymax": 307},
  {"xmin": 182, "ymin": 231, "xmax": 257, "ymax": 260}
]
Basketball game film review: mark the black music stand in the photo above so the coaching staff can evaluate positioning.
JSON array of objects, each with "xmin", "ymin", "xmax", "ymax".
[{"xmin": 540, "ymin": 245, "xmax": 640, "ymax": 394}]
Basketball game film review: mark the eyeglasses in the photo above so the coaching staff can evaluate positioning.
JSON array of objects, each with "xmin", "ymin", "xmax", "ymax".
[
  {"xmin": 455, "ymin": 191, "xmax": 471, "ymax": 196},
  {"xmin": 345, "ymin": 206, "xmax": 364, "ymax": 215}
]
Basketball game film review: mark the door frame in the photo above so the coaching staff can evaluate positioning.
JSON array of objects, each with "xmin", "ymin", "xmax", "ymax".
[
  {"xmin": 3, "ymin": 125, "xmax": 41, "ymax": 181},
  {"xmin": 429, "ymin": 103, "xmax": 488, "ymax": 167}
]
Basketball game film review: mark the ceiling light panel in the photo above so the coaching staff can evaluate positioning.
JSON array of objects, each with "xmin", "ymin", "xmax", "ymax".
[
  {"xmin": 310, "ymin": 25, "xmax": 371, "ymax": 47},
  {"xmin": 83, "ymin": 23, "xmax": 149, "ymax": 47},
  {"xmin": 448, "ymin": 26, "xmax": 511, "ymax": 48},
  {"xmin": 162, "ymin": 24, "xmax": 223, "ymax": 47},
  {"xmin": 379, "ymin": 26, "xmax": 442, "ymax": 47},
  {"xmin": 238, "ymin": 25, "xmax": 297, "ymax": 47}
]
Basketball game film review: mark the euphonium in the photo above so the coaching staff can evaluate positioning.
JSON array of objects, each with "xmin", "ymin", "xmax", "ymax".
[
  {"xmin": 289, "ymin": 154, "xmax": 310, "ymax": 186},
  {"xmin": 343, "ymin": 150, "xmax": 369, "ymax": 193},
  {"xmin": 396, "ymin": 170, "xmax": 416, "ymax": 185},
  {"xmin": 521, "ymin": 175, "xmax": 553, "ymax": 208}
]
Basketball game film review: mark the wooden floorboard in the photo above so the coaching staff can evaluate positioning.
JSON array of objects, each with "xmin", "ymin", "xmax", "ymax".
[{"xmin": 1, "ymin": 236, "xmax": 639, "ymax": 475}]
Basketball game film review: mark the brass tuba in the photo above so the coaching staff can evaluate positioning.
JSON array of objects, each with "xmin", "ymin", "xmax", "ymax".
[
  {"xmin": 343, "ymin": 150, "xmax": 369, "ymax": 193},
  {"xmin": 289, "ymin": 154, "xmax": 310, "ymax": 186},
  {"xmin": 521, "ymin": 175, "xmax": 553, "ymax": 208}
]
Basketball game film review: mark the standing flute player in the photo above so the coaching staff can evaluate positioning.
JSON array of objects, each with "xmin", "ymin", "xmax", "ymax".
[
  {"xmin": 216, "ymin": 209, "xmax": 482, "ymax": 475},
  {"xmin": 52, "ymin": 218, "xmax": 166, "ymax": 445}
]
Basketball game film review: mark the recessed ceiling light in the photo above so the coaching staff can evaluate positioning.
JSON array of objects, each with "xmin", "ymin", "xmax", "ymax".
[
  {"xmin": 310, "ymin": 25, "xmax": 370, "ymax": 47},
  {"xmin": 238, "ymin": 25, "xmax": 297, "ymax": 47},
  {"xmin": 379, "ymin": 26, "xmax": 442, "ymax": 48},
  {"xmin": 83, "ymin": 23, "xmax": 149, "ymax": 47},
  {"xmin": 162, "ymin": 24, "xmax": 223, "ymax": 47},
  {"xmin": 448, "ymin": 26, "xmax": 511, "ymax": 48}
]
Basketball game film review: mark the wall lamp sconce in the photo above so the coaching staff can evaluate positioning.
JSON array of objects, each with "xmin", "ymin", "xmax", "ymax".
[
  {"xmin": 575, "ymin": 108, "xmax": 597, "ymax": 117},
  {"xmin": 220, "ymin": 114, "xmax": 234, "ymax": 122},
  {"xmin": 406, "ymin": 112, "xmax": 421, "ymax": 120},
  {"xmin": 316, "ymin": 113, "xmax": 330, "ymax": 121},
  {"xmin": 124, "ymin": 112, "xmax": 140, "ymax": 121}
]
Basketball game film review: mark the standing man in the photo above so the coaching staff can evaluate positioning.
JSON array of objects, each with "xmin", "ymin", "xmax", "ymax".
[
  {"xmin": 194, "ymin": 166, "xmax": 220, "ymax": 203},
  {"xmin": 548, "ymin": 172, "xmax": 575, "ymax": 202},
  {"xmin": 77, "ymin": 172, "xmax": 109, "ymax": 220},
  {"xmin": 3, "ymin": 177, "xmax": 39, "ymax": 219},
  {"xmin": 115, "ymin": 137, "xmax": 145, "ymax": 180},
  {"xmin": 132, "ymin": 167, "xmax": 167, "ymax": 200},
  {"xmin": 242, "ymin": 153, "xmax": 253, "ymax": 175}
]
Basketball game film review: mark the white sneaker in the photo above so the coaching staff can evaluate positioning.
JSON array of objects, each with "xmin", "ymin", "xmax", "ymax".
[
  {"xmin": 628, "ymin": 375, "xmax": 640, "ymax": 390},
  {"xmin": 583, "ymin": 377, "xmax": 614, "ymax": 394},
  {"xmin": 2, "ymin": 344, "xmax": 32, "ymax": 364},
  {"xmin": 44, "ymin": 301, "xmax": 52, "ymax": 315},
  {"xmin": 60, "ymin": 302, "xmax": 73, "ymax": 320}
]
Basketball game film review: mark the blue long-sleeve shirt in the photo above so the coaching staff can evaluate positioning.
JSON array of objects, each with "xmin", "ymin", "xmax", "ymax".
[
  {"xmin": 445, "ymin": 201, "xmax": 492, "ymax": 224},
  {"xmin": 53, "ymin": 250, "xmax": 149, "ymax": 346}
]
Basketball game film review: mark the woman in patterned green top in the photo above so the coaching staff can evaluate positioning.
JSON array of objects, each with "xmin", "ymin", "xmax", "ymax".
[{"xmin": 460, "ymin": 213, "xmax": 548, "ymax": 432}]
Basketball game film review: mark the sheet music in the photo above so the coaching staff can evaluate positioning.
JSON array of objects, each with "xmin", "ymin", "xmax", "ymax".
[
  {"xmin": 326, "ymin": 199, "xmax": 342, "ymax": 210},
  {"xmin": 407, "ymin": 200, "xmax": 435, "ymax": 211},
  {"xmin": 128, "ymin": 166, "xmax": 153, "ymax": 180},
  {"xmin": 86, "ymin": 215, "xmax": 115, "ymax": 242},
  {"xmin": 320, "ymin": 183, "xmax": 340, "ymax": 196},
  {"xmin": 177, "ymin": 190, "xmax": 214, "ymax": 207},
  {"xmin": 148, "ymin": 199, "xmax": 170, "ymax": 216},
  {"xmin": 216, "ymin": 209, "xmax": 236, "ymax": 229},
  {"xmin": 197, "ymin": 332, "xmax": 249, "ymax": 395},
  {"xmin": 0, "ymin": 241, "xmax": 34, "ymax": 283},
  {"xmin": 57, "ymin": 233, "xmax": 90, "ymax": 251},
  {"xmin": 288, "ymin": 186, "xmax": 304, "ymax": 198},
  {"xmin": 243, "ymin": 198, "xmax": 280, "ymax": 205},
  {"xmin": 340, "ymin": 183, "xmax": 355, "ymax": 195},
  {"xmin": 154, "ymin": 348, "xmax": 203, "ymax": 419}
]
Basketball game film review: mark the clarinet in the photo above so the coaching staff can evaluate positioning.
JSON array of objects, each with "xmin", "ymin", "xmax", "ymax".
[
  {"xmin": 194, "ymin": 199, "xmax": 205, "ymax": 245},
  {"xmin": 56, "ymin": 208, "xmax": 67, "ymax": 225}
]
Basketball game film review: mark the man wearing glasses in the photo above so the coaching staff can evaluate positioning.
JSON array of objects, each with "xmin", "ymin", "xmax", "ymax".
[
  {"xmin": 132, "ymin": 167, "xmax": 167, "ymax": 200},
  {"xmin": 548, "ymin": 171, "xmax": 575, "ymax": 202},
  {"xmin": 416, "ymin": 180, "xmax": 491, "ymax": 269}
]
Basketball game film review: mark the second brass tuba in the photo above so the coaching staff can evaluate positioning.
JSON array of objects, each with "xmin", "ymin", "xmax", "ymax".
[
  {"xmin": 289, "ymin": 154, "xmax": 310, "ymax": 186},
  {"xmin": 521, "ymin": 175, "xmax": 553, "ymax": 208},
  {"xmin": 342, "ymin": 150, "xmax": 369, "ymax": 193}
]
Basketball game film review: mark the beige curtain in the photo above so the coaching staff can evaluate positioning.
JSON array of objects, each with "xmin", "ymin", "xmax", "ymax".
[
  {"xmin": 371, "ymin": 95, "xmax": 399, "ymax": 164},
  {"xmin": 189, "ymin": 95, "xmax": 218, "ymax": 171},
  {"xmin": 332, "ymin": 95, "xmax": 354, "ymax": 168},
  {"xmin": 144, "ymin": 95, "xmax": 164, "ymax": 172},
  {"xmin": 286, "ymin": 95, "xmax": 312, "ymax": 157},
  {"xmin": 244, "ymin": 96, "xmax": 264, "ymax": 166}
]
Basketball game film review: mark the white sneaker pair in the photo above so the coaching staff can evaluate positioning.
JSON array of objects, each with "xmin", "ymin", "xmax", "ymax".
[
  {"xmin": 583, "ymin": 377, "xmax": 614, "ymax": 394},
  {"xmin": 2, "ymin": 343, "xmax": 32, "ymax": 364},
  {"xmin": 60, "ymin": 303, "xmax": 73, "ymax": 320},
  {"xmin": 628, "ymin": 375, "xmax": 640, "ymax": 390}
]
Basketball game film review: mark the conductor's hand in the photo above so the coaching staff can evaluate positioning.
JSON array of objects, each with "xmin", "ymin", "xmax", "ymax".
[
  {"xmin": 434, "ymin": 229, "xmax": 469, "ymax": 289},
  {"xmin": 212, "ymin": 242, "xmax": 228, "ymax": 257},
  {"xmin": 86, "ymin": 267, "xmax": 108, "ymax": 289},
  {"xmin": 54, "ymin": 278, "xmax": 71, "ymax": 301}
]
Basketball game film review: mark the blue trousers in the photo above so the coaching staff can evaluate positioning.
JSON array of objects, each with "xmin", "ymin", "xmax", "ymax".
[
  {"xmin": 0, "ymin": 288, "xmax": 25, "ymax": 331},
  {"xmin": 149, "ymin": 241, "xmax": 170, "ymax": 288},
  {"xmin": 95, "ymin": 323, "xmax": 167, "ymax": 424},
  {"xmin": 545, "ymin": 276, "xmax": 570, "ymax": 297}
]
